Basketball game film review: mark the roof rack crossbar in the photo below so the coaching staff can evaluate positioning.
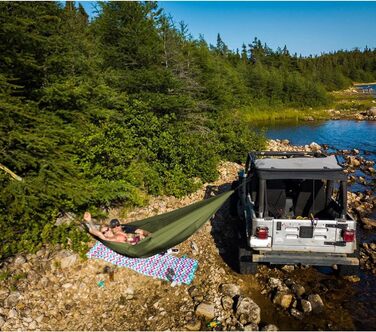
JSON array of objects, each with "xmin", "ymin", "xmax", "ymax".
[{"xmin": 248, "ymin": 151, "xmax": 325, "ymax": 157}]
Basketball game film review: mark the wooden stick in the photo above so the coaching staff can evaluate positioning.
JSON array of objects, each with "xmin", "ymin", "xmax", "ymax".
[{"xmin": 0, "ymin": 163, "xmax": 23, "ymax": 181}]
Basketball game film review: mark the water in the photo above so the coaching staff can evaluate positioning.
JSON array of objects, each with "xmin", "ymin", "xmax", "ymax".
[
  {"xmin": 261, "ymin": 119, "xmax": 376, "ymax": 193},
  {"xmin": 253, "ymin": 119, "xmax": 376, "ymax": 330},
  {"xmin": 356, "ymin": 83, "xmax": 376, "ymax": 96},
  {"xmin": 264, "ymin": 120, "xmax": 376, "ymax": 156}
]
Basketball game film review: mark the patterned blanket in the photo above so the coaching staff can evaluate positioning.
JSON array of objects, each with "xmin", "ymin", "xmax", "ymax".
[{"xmin": 87, "ymin": 242, "xmax": 198, "ymax": 285}]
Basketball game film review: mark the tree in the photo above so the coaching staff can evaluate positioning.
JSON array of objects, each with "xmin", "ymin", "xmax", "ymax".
[{"xmin": 93, "ymin": 1, "xmax": 163, "ymax": 69}]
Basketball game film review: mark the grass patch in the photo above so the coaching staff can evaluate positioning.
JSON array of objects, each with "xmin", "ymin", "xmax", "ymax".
[
  {"xmin": 13, "ymin": 272, "xmax": 28, "ymax": 281},
  {"xmin": 331, "ymin": 90, "xmax": 375, "ymax": 111},
  {"xmin": 235, "ymin": 89, "xmax": 375, "ymax": 123},
  {"xmin": 236, "ymin": 105, "xmax": 330, "ymax": 122},
  {"xmin": 0, "ymin": 270, "xmax": 11, "ymax": 281}
]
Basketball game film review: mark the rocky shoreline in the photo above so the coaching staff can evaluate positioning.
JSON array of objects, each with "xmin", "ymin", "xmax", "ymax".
[
  {"xmin": 328, "ymin": 87, "xmax": 376, "ymax": 121},
  {"xmin": 0, "ymin": 140, "xmax": 375, "ymax": 331},
  {"xmin": 328, "ymin": 106, "xmax": 376, "ymax": 121}
]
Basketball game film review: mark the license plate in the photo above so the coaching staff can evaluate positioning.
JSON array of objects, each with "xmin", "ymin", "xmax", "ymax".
[{"xmin": 299, "ymin": 226, "xmax": 314, "ymax": 238}]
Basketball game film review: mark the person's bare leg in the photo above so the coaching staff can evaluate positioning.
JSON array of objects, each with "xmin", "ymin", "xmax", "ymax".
[{"xmin": 135, "ymin": 229, "xmax": 151, "ymax": 238}]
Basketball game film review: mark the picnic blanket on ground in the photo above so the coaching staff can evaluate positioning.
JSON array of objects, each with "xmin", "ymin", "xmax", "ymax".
[{"xmin": 87, "ymin": 242, "xmax": 198, "ymax": 285}]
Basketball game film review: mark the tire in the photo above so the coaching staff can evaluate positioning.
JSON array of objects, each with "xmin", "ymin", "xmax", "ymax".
[
  {"xmin": 338, "ymin": 264, "xmax": 360, "ymax": 276},
  {"xmin": 238, "ymin": 246, "xmax": 258, "ymax": 274}
]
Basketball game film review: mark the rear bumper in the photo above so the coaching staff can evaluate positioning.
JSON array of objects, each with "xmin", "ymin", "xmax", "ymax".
[{"xmin": 252, "ymin": 252, "xmax": 359, "ymax": 266}]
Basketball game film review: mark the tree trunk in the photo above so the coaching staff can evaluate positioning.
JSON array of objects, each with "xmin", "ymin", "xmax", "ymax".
[{"xmin": 0, "ymin": 163, "xmax": 23, "ymax": 181}]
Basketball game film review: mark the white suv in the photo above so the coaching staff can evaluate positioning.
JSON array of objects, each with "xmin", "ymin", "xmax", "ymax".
[{"xmin": 232, "ymin": 151, "xmax": 359, "ymax": 275}]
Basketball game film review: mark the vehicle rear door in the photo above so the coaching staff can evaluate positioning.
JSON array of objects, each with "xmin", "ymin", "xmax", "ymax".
[{"xmin": 272, "ymin": 218, "xmax": 338, "ymax": 253}]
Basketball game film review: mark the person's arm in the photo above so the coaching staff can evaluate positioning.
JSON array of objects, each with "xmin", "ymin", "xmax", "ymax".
[
  {"xmin": 84, "ymin": 211, "xmax": 109, "ymax": 241},
  {"xmin": 88, "ymin": 227, "xmax": 108, "ymax": 241}
]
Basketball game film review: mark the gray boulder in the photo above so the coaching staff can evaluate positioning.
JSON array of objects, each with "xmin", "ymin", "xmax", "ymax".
[
  {"xmin": 268, "ymin": 277, "xmax": 288, "ymax": 291},
  {"xmin": 291, "ymin": 283, "xmax": 306, "ymax": 297},
  {"xmin": 185, "ymin": 319, "xmax": 201, "ymax": 331},
  {"xmin": 195, "ymin": 302, "xmax": 215, "ymax": 320},
  {"xmin": 290, "ymin": 308, "xmax": 304, "ymax": 320},
  {"xmin": 308, "ymin": 294, "xmax": 324, "ymax": 313},
  {"xmin": 244, "ymin": 323, "xmax": 259, "ymax": 331},
  {"xmin": 219, "ymin": 283, "xmax": 241, "ymax": 297},
  {"xmin": 236, "ymin": 297, "xmax": 261, "ymax": 325},
  {"xmin": 60, "ymin": 254, "xmax": 78, "ymax": 269},
  {"xmin": 261, "ymin": 324, "xmax": 279, "ymax": 331},
  {"xmin": 14, "ymin": 255, "xmax": 26, "ymax": 266},
  {"xmin": 188, "ymin": 286, "xmax": 200, "ymax": 298},
  {"xmin": 301, "ymin": 299, "xmax": 312, "ymax": 313},
  {"xmin": 367, "ymin": 107, "xmax": 376, "ymax": 116},
  {"xmin": 361, "ymin": 217, "xmax": 376, "ymax": 230},
  {"xmin": 273, "ymin": 292, "xmax": 293, "ymax": 309},
  {"xmin": 281, "ymin": 265, "xmax": 295, "ymax": 272},
  {"xmin": 4, "ymin": 292, "xmax": 21, "ymax": 308},
  {"xmin": 221, "ymin": 295, "xmax": 234, "ymax": 311},
  {"xmin": 309, "ymin": 142, "xmax": 321, "ymax": 151}
]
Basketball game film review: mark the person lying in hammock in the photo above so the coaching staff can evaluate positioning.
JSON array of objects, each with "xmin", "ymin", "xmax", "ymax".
[
  {"xmin": 84, "ymin": 212, "xmax": 151, "ymax": 245},
  {"xmin": 109, "ymin": 218, "xmax": 151, "ymax": 240}
]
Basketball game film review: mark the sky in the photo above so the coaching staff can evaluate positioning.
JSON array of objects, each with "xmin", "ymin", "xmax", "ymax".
[{"xmin": 79, "ymin": 1, "xmax": 376, "ymax": 57}]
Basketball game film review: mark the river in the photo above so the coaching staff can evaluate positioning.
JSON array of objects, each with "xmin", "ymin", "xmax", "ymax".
[
  {"xmin": 355, "ymin": 83, "xmax": 376, "ymax": 96},
  {"xmin": 253, "ymin": 119, "xmax": 376, "ymax": 330}
]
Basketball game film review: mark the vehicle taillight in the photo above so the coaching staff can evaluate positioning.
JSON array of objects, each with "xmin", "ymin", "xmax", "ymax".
[
  {"xmin": 342, "ymin": 229, "xmax": 355, "ymax": 242},
  {"xmin": 256, "ymin": 226, "xmax": 269, "ymax": 239}
]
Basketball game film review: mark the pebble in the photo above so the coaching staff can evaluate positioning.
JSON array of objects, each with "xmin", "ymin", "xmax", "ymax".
[
  {"xmin": 185, "ymin": 319, "xmax": 201, "ymax": 331},
  {"xmin": 0, "ymin": 315, "xmax": 5, "ymax": 328},
  {"xmin": 244, "ymin": 322, "xmax": 260, "ymax": 331},
  {"xmin": 281, "ymin": 265, "xmax": 295, "ymax": 272},
  {"xmin": 195, "ymin": 302, "xmax": 215, "ymax": 320},
  {"xmin": 8, "ymin": 308, "xmax": 18, "ymax": 319},
  {"xmin": 190, "ymin": 241, "xmax": 199, "ymax": 254},
  {"xmin": 261, "ymin": 324, "xmax": 279, "ymax": 331},
  {"xmin": 290, "ymin": 308, "xmax": 304, "ymax": 320},
  {"xmin": 60, "ymin": 254, "xmax": 78, "ymax": 269},
  {"xmin": 5, "ymin": 292, "xmax": 21, "ymax": 308},
  {"xmin": 28, "ymin": 320, "xmax": 37, "ymax": 330},
  {"xmin": 188, "ymin": 286, "xmax": 200, "ymax": 298},
  {"xmin": 62, "ymin": 283, "xmax": 73, "ymax": 289},
  {"xmin": 14, "ymin": 256, "xmax": 26, "ymax": 266}
]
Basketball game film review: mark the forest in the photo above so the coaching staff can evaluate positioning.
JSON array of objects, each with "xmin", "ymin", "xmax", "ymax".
[{"xmin": 1, "ymin": 1, "xmax": 375, "ymax": 258}]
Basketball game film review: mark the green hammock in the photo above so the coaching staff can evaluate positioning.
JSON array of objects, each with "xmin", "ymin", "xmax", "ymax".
[{"xmin": 89, "ymin": 190, "xmax": 234, "ymax": 258}]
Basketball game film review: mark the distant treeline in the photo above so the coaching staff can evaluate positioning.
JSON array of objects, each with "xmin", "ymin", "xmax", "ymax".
[{"xmin": 0, "ymin": 1, "xmax": 375, "ymax": 258}]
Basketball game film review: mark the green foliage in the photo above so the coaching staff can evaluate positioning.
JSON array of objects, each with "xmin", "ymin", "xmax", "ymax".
[
  {"xmin": 214, "ymin": 114, "xmax": 266, "ymax": 163},
  {"xmin": 0, "ymin": 1, "xmax": 375, "ymax": 260},
  {"xmin": 0, "ymin": 270, "xmax": 11, "ymax": 282}
]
